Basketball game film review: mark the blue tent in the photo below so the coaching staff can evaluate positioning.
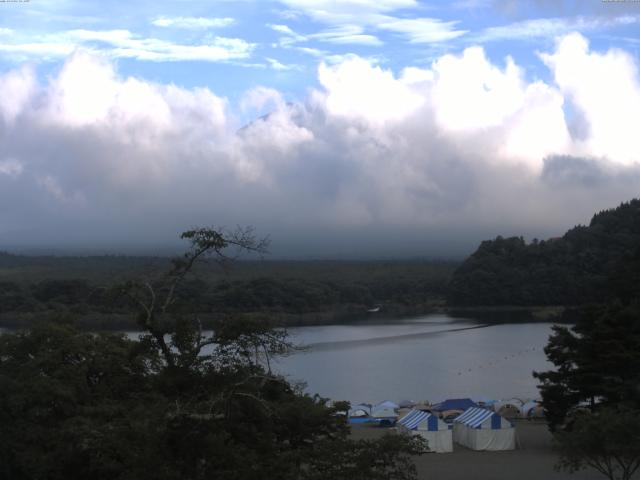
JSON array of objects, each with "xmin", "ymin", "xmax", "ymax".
[
  {"xmin": 432, "ymin": 398, "xmax": 478, "ymax": 412},
  {"xmin": 348, "ymin": 404, "xmax": 373, "ymax": 424}
]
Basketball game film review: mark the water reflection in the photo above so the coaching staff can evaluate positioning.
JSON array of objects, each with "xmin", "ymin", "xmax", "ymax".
[{"xmin": 276, "ymin": 314, "xmax": 554, "ymax": 404}]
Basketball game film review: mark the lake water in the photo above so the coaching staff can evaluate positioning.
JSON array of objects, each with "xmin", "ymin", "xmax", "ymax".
[
  {"xmin": 2, "ymin": 314, "xmax": 556, "ymax": 406},
  {"xmin": 274, "ymin": 314, "xmax": 556, "ymax": 404}
]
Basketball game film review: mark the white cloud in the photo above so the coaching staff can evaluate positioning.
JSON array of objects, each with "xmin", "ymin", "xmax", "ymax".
[
  {"xmin": 1, "ymin": 36, "xmax": 639, "ymax": 255},
  {"xmin": 279, "ymin": 0, "xmax": 418, "ymax": 17},
  {"xmin": 378, "ymin": 17, "xmax": 467, "ymax": 43},
  {"xmin": 0, "ymin": 158, "xmax": 23, "ymax": 178},
  {"xmin": 310, "ymin": 25, "xmax": 383, "ymax": 46},
  {"xmin": 276, "ymin": 0, "xmax": 463, "ymax": 46},
  {"xmin": 0, "ymin": 65, "xmax": 36, "ymax": 124},
  {"xmin": 266, "ymin": 57, "xmax": 296, "ymax": 70},
  {"xmin": 151, "ymin": 16, "xmax": 235, "ymax": 29},
  {"xmin": 475, "ymin": 15, "xmax": 640, "ymax": 43},
  {"xmin": 38, "ymin": 175, "xmax": 86, "ymax": 205},
  {"xmin": 268, "ymin": 23, "xmax": 308, "ymax": 46},
  {"xmin": 316, "ymin": 56, "xmax": 423, "ymax": 124},
  {"xmin": 541, "ymin": 33, "xmax": 640, "ymax": 166},
  {"xmin": 0, "ymin": 29, "xmax": 255, "ymax": 62}
]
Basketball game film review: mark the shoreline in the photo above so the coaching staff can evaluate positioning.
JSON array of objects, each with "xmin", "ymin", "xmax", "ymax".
[{"xmin": 0, "ymin": 304, "xmax": 571, "ymax": 331}]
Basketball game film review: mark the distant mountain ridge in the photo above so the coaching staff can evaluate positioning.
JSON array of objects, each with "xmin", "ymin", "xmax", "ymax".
[{"xmin": 447, "ymin": 199, "xmax": 640, "ymax": 306}]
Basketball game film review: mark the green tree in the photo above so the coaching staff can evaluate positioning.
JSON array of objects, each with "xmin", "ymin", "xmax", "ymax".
[
  {"xmin": 534, "ymin": 303, "xmax": 640, "ymax": 431},
  {"xmin": 555, "ymin": 406, "xmax": 640, "ymax": 480},
  {"xmin": 535, "ymin": 301, "xmax": 640, "ymax": 480},
  {"xmin": 0, "ymin": 227, "xmax": 424, "ymax": 480}
]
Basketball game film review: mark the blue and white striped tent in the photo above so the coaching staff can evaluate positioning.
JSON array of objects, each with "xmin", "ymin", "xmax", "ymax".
[
  {"xmin": 397, "ymin": 410, "xmax": 453, "ymax": 453},
  {"xmin": 453, "ymin": 407, "xmax": 515, "ymax": 451}
]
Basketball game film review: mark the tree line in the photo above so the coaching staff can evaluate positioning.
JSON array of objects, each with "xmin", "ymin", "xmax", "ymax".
[
  {"xmin": 0, "ymin": 259, "xmax": 454, "ymax": 329},
  {"xmin": 448, "ymin": 199, "xmax": 640, "ymax": 307}
]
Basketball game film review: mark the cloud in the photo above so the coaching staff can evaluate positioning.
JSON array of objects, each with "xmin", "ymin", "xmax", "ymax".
[
  {"xmin": 541, "ymin": 155, "xmax": 614, "ymax": 188},
  {"xmin": 275, "ymin": 0, "xmax": 464, "ymax": 46},
  {"xmin": 0, "ymin": 65, "xmax": 37, "ymax": 124},
  {"xmin": 378, "ymin": 17, "xmax": 467, "ymax": 43},
  {"xmin": 279, "ymin": 0, "xmax": 418, "ymax": 18},
  {"xmin": 265, "ymin": 57, "xmax": 297, "ymax": 70},
  {"xmin": 541, "ymin": 33, "xmax": 640, "ymax": 166},
  {"xmin": 0, "ymin": 34, "xmax": 639, "ymax": 256},
  {"xmin": 0, "ymin": 158, "xmax": 23, "ymax": 178},
  {"xmin": 309, "ymin": 25, "xmax": 383, "ymax": 46},
  {"xmin": 151, "ymin": 16, "xmax": 235, "ymax": 29},
  {"xmin": 269, "ymin": 24, "xmax": 299, "ymax": 36},
  {"xmin": 0, "ymin": 29, "xmax": 255, "ymax": 62},
  {"xmin": 316, "ymin": 56, "xmax": 423, "ymax": 124},
  {"xmin": 474, "ymin": 14, "xmax": 639, "ymax": 42}
]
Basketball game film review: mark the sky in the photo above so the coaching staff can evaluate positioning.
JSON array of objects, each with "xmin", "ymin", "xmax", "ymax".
[{"xmin": 0, "ymin": 0, "xmax": 640, "ymax": 258}]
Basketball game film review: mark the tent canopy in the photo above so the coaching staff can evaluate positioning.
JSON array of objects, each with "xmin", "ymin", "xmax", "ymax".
[
  {"xmin": 398, "ymin": 410, "xmax": 454, "ymax": 453},
  {"xmin": 348, "ymin": 404, "xmax": 371, "ymax": 417},
  {"xmin": 374, "ymin": 400, "xmax": 399, "ymax": 411},
  {"xmin": 454, "ymin": 407, "xmax": 512, "ymax": 429},
  {"xmin": 398, "ymin": 410, "xmax": 446, "ymax": 431},
  {"xmin": 432, "ymin": 398, "xmax": 478, "ymax": 412},
  {"xmin": 453, "ymin": 408, "xmax": 516, "ymax": 451},
  {"xmin": 372, "ymin": 401, "xmax": 398, "ymax": 419}
]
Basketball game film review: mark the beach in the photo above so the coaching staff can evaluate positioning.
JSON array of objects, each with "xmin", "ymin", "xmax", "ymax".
[{"xmin": 351, "ymin": 421, "xmax": 634, "ymax": 480}]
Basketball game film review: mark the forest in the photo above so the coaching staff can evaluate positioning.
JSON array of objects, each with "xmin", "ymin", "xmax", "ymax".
[
  {"xmin": 447, "ymin": 199, "xmax": 640, "ymax": 307},
  {"xmin": 3, "ymin": 200, "xmax": 640, "ymax": 330},
  {"xmin": 0, "ymin": 254, "xmax": 455, "ymax": 330}
]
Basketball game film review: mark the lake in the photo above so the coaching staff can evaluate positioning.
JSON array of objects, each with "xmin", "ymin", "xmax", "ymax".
[
  {"xmin": 274, "ymin": 314, "xmax": 556, "ymax": 404},
  {"xmin": 2, "ymin": 314, "xmax": 556, "ymax": 405}
]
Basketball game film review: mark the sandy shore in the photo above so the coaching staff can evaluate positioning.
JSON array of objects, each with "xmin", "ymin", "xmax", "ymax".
[{"xmin": 350, "ymin": 420, "xmax": 636, "ymax": 480}]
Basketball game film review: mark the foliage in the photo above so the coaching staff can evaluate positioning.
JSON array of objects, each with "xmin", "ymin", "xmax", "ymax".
[
  {"xmin": 554, "ymin": 406, "xmax": 640, "ymax": 480},
  {"xmin": 0, "ymin": 228, "xmax": 423, "ymax": 480},
  {"xmin": 534, "ymin": 303, "xmax": 640, "ymax": 430},
  {"xmin": 305, "ymin": 434, "xmax": 427, "ymax": 480},
  {"xmin": 0, "ymin": 252, "xmax": 455, "ymax": 330},
  {"xmin": 448, "ymin": 199, "xmax": 640, "ymax": 306}
]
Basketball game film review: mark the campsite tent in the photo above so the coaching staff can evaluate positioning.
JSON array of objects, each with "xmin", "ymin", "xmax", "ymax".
[
  {"xmin": 520, "ymin": 401, "xmax": 545, "ymax": 419},
  {"xmin": 432, "ymin": 398, "xmax": 478, "ymax": 412},
  {"xmin": 432, "ymin": 398, "xmax": 478, "ymax": 422},
  {"xmin": 371, "ymin": 401, "xmax": 399, "ymax": 426},
  {"xmin": 348, "ymin": 404, "xmax": 372, "ymax": 424},
  {"xmin": 494, "ymin": 399, "xmax": 523, "ymax": 419},
  {"xmin": 397, "ymin": 410, "xmax": 453, "ymax": 453},
  {"xmin": 453, "ymin": 407, "xmax": 516, "ymax": 451}
]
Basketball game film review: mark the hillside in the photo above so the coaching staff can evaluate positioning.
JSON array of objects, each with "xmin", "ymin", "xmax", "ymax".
[{"xmin": 447, "ymin": 199, "xmax": 640, "ymax": 306}]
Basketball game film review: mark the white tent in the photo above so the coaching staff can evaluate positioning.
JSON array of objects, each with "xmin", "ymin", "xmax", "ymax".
[
  {"xmin": 453, "ymin": 407, "xmax": 516, "ymax": 451},
  {"xmin": 371, "ymin": 401, "xmax": 398, "ymax": 418},
  {"xmin": 348, "ymin": 404, "xmax": 372, "ymax": 423},
  {"xmin": 494, "ymin": 399, "xmax": 523, "ymax": 418},
  {"xmin": 348, "ymin": 403, "xmax": 371, "ymax": 417},
  {"xmin": 373, "ymin": 400, "xmax": 399, "ymax": 412},
  {"xmin": 397, "ymin": 409, "xmax": 453, "ymax": 453}
]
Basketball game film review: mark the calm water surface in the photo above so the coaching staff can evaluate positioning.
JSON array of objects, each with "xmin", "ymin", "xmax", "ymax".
[{"xmin": 275, "ymin": 314, "xmax": 555, "ymax": 404}]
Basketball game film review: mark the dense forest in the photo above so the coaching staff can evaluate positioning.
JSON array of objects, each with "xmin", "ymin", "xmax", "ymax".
[
  {"xmin": 3, "ymin": 199, "xmax": 640, "ymax": 329},
  {"xmin": 0, "ymin": 255, "xmax": 455, "ymax": 330},
  {"xmin": 448, "ymin": 199, "xmax": 640, "ymax": 306}
]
